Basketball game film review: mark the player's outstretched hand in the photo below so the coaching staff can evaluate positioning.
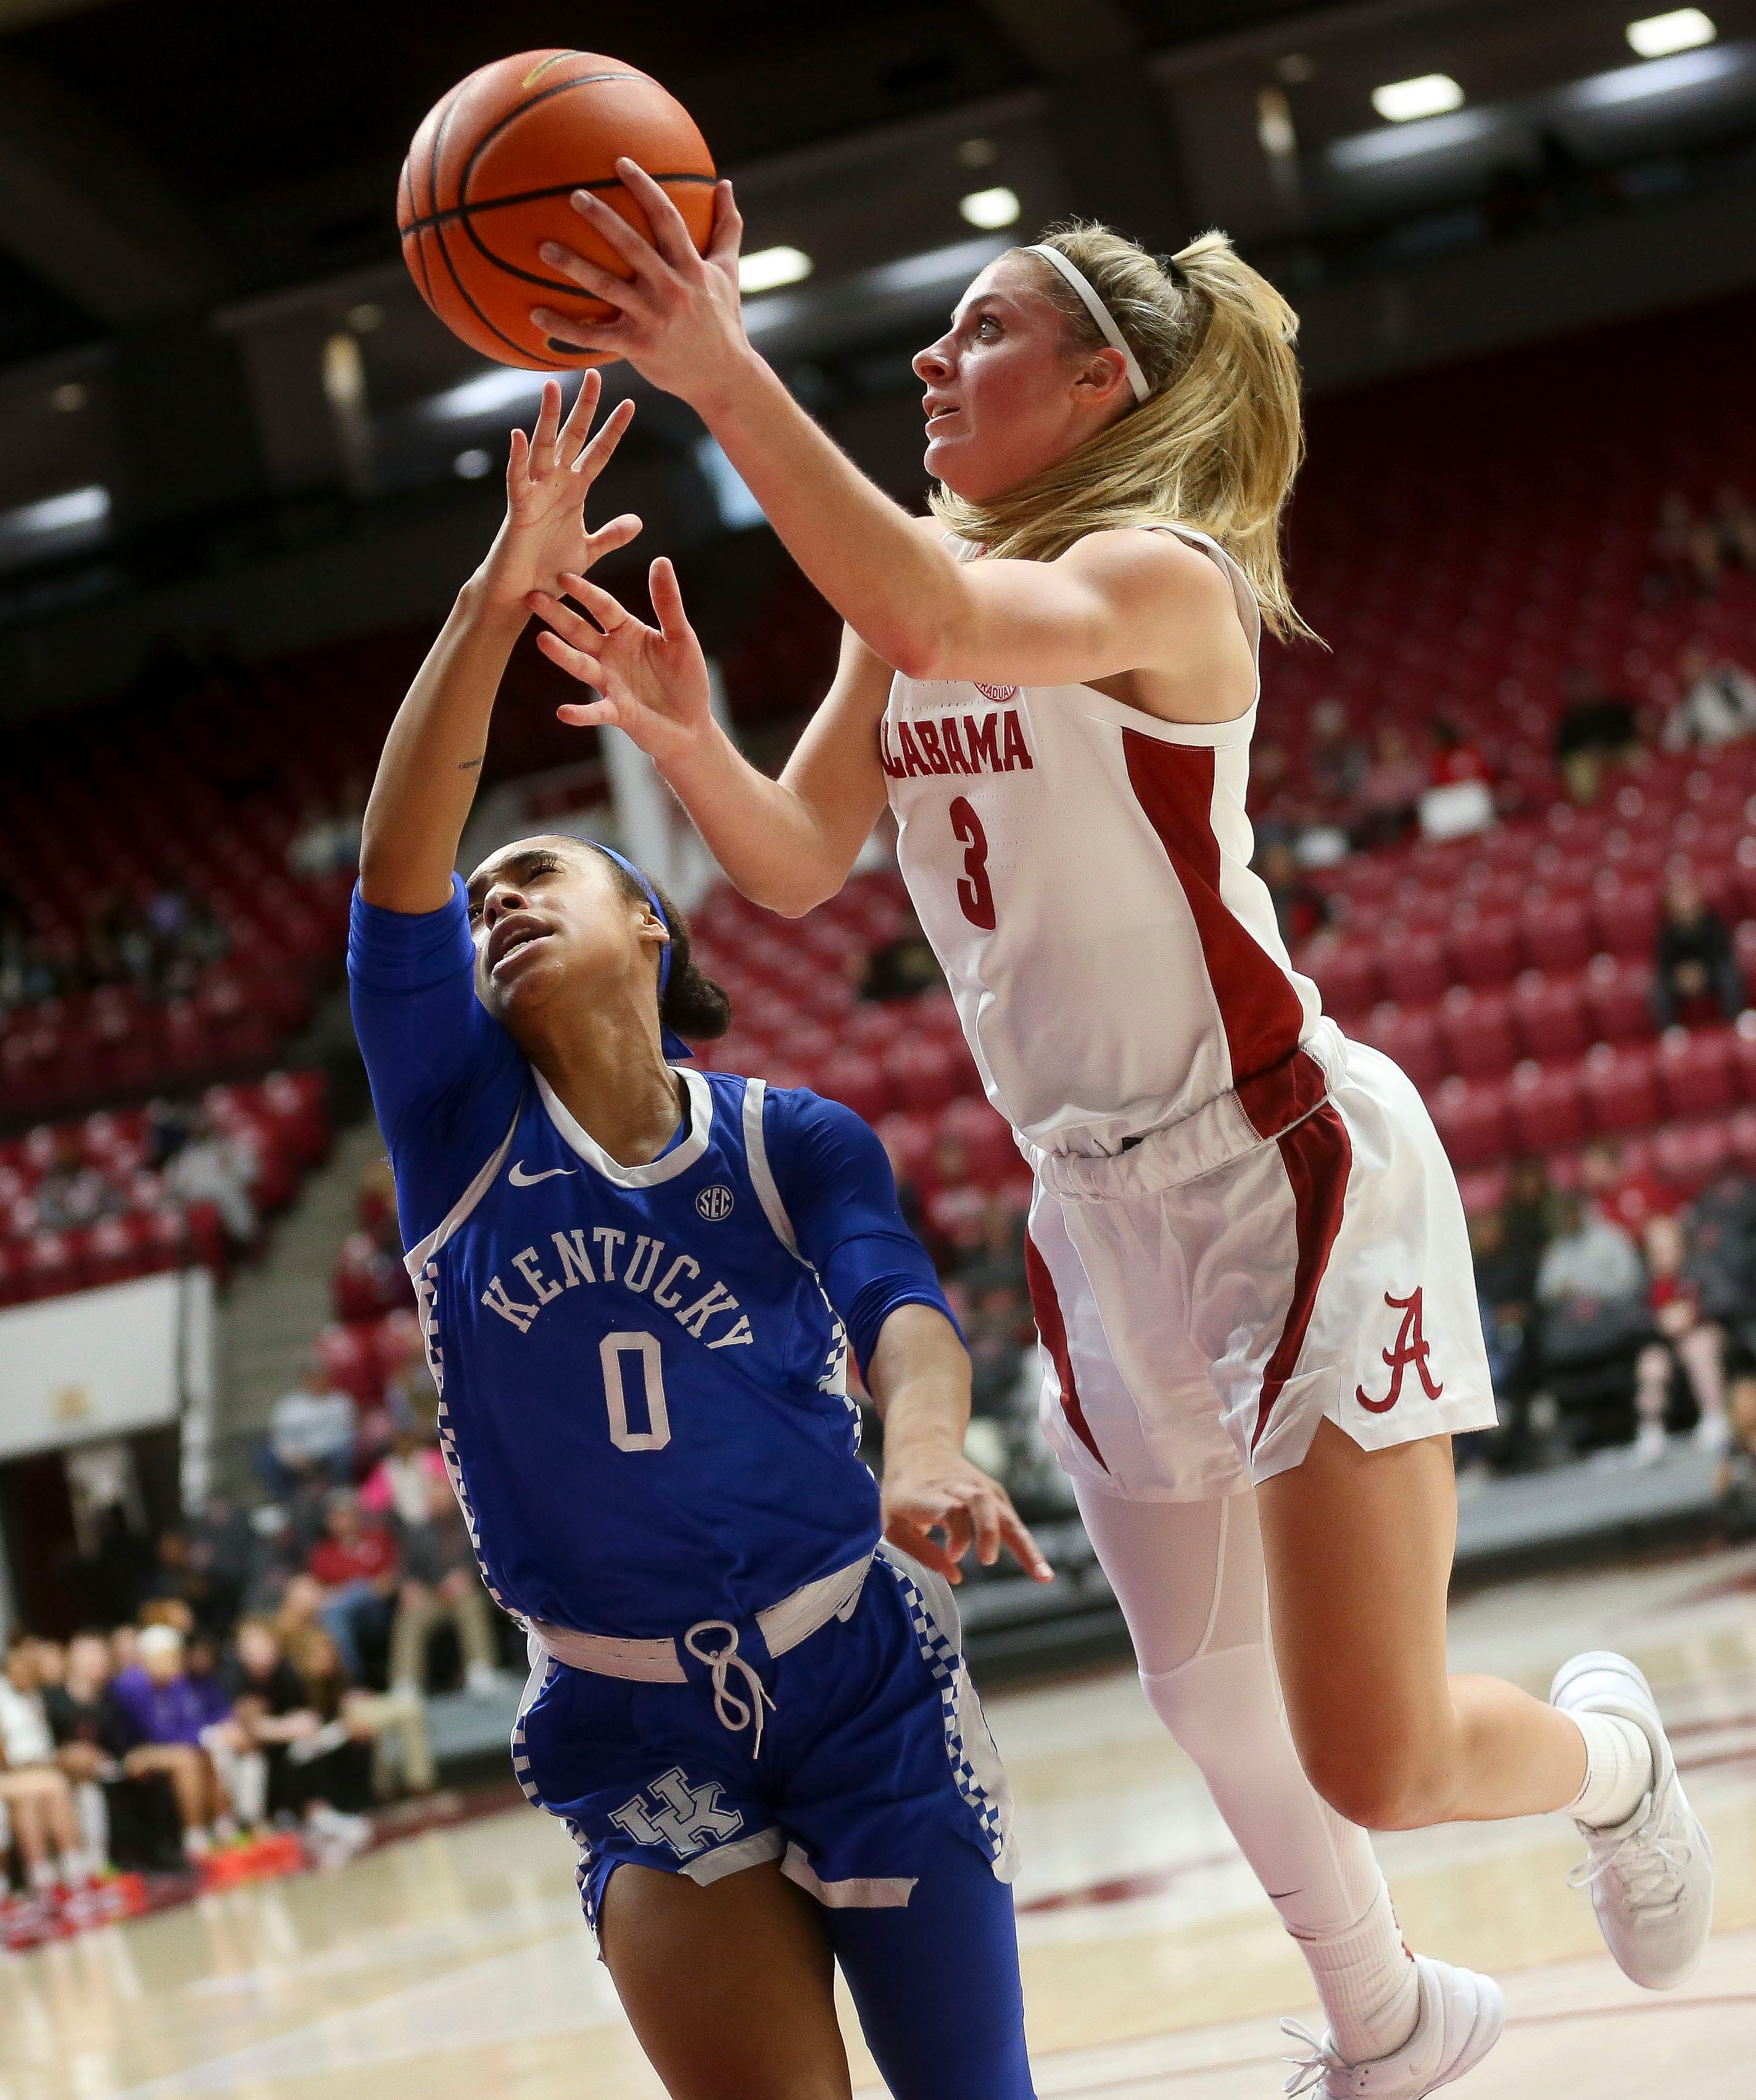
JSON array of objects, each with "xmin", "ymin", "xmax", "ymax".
[
  {"xmin": 528, "ymin": 556, "xmax": 714, "ymax": 769},
  {"xmin": 882, "ymin": 1450, "xmax": 1054, "ymax": 1588},
  {"xmin": 528, "ymin": 162, "xmax": 748, "ymax": 405},
  {"xmin": 474, "ymin": 371, "xmax": 642, "ymax": 613}
]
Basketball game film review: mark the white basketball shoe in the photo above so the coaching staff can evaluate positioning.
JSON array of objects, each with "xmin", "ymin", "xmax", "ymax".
[
  {"xmin": 1281, "ymin": 1956, "xmax": 1505, "ymax": 2097},
  {"xmin": 1551, "ymin": 1650, "xmax": 1714, "ymax": 1990}
]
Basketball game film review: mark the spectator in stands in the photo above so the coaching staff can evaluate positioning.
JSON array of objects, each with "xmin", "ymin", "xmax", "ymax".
[
  {"xmin": 1255, "ymin": 837, "xmax": 1329, "ymax": 947},
  {"xmin": 1632, "ymin": 1212, "xmax": 1732, "ymax": 1465},
  {"xmin": 1499, "ymin": 1155, "xmax": 1557, "ymax": 1283},
  {"xmin": 307, "ymin": 1491, "xmax": 400, "ymax": 1685},
  {"xmin": 1652, "ymin": 872, "xmax": 1745, "ymax": 1027},
  {"xmin": 32, "ymin": 1129, "xmax": 125, "ymax": 1233},
  {"xmin": 964, "ymin": 1281, "xmax": 1032, "ymax": 1421},
  {"xmin": 163, "ymin": 1111, "xmax": 258, "ymax": 1246},
  {"xmin": 1351, "ymin": 723, "xmax": 1429, "ymax": 849},
  {"xmin": 43, "ymin": 1631, "xmax": 144, "ymax": 1878},
  {"xmin": 1647, "ymin": 491, "xmax": 1721, "ymax": 601},
  {"xmin": 362, "ymin": 1426, "xmax": 501, "ymax": 1698},
  {"xmin": 288, "ymin": 770, "xmax": 368, "ymax": 880},
  {"xmin": 0, "ymin": 1641, "xmax": 89, "ymax": 1896},
  {"xmin": 262, "ymin": 1354, "xmax": 358, "ymax": 1494},
  {"xmin": 223, "ymin": 1618, "xmax": 321, "ymax": 1832},
  {"xmin": 1306, "ymin": 698, "xmax": 1366, "ymax": 814},
  {"xmin": 288, "ymin": 1626, "xmax": 430, "ymax": 1844},
  {"xmin": 1554, "ymin": 664, "xmax": 1641, "ymax": 805},
  {"xmin": 1578, "ymin": 1138, "xmax": 1676, "ymax": 1241},
  {"xmin": 860, "ymin": 903, "xmax": 945, "ymax": 1001},
  {"xmin": 1718, "ymin": 1355, "xmax": 1756, "ymax": 1536},
  {"xmin": 1710, "ymin": 483, "xmax": 1756, "ymax": 576},
  {"xmin": 1470, "ymin": 1207, "xmax": 1538, "ymax": 1451},
  {"xmin": 1663, "ymin": 643, "xmax": 1756, "ymax": 751},
  {"xmin": 107, "ymin": 1624, "xmax": 236, "ymax": 1862},
  {"xmin": 1533, "ymin": 1196, "xmax": 1652, "ymax": 1438},
  {"xmin": 1428, "ymin": 718, "xmax": 1489, "ymax": 786}
]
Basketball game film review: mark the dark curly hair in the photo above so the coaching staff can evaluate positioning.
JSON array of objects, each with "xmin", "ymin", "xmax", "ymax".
[{"xmin": 593, "ymin": 849, "xmax": 732, "ymax": 1044}]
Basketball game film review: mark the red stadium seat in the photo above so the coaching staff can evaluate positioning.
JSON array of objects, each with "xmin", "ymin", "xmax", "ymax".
[
  {"xmin": 1582, "ymin": 1041, "xmax": 1661, "ymax": 1133},
  {"xmin": 874, "ymin": 1110, "xmax": 937, "ymax": 1191},
  {"xmin": 1733, "ymin": 1014, "xmax": 1756, "ymax": 1102},
  {"xmin": 1653, "ymin": 1118, "xmax": 1733, "ymax": 1192},
  {"xmin": 1449, "ymin": 907, "xmax": 1522, "ymax": 988},
  {"xmin": 1356, "ymin": 1004, "xmax": 1444, "ymax": 1091},
  {"xmin": 1509, "ymin": 1060, "xmax": 1588, "ymax": 1152},
  {"xmin": 882, "ymin": 1038, "xmax": 958, "ymax": 1114},
  {"xmin": 1520, "ymin": 891, "xmax": 1596, "ymax": 974},
  {"xmin": 1303, "ymin": 936, "xmax": 1378, "ymax": 1020},
  {"xmin": 1584, "ymin": 954, "xmax": 1654, "ymax": 1043},
  {"xmin": 814, "ymin": 1050, "xmax": 891, "ymax": 1125},
  {"xmin": 315, "ymin": 1321, "xmax": 383, "ymax": 1410},
  {"xmin": 1427, "ymin": 1077, "xmax": 1512, "ymax": 1169},
  {"xmin": 1656, "ymin": 1027, "xmax": 1737, "ymax": 1119},
  {"xmin": 1510, "ymin": 971, "xmax": 1591, "ymax": 1061},
  {"xmin": 1377, "ymin": 926, "xmax": 1451, "ymax": 1008},
  {"xmin": 1439, "ymin": 986, "xmax": 1519, "ymax": 1080},
  {"xmin": 1732, "ymin": 1107, "xmax": 1756, "ymax": 1175},
  {"xmin": 1591, "ymin": 875, "xmax": 1660, "ymax": 959}
]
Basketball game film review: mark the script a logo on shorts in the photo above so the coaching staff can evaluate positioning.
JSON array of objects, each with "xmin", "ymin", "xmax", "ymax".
[
  {"xmin": 608, "ymin": 1766, "xmax": 743, "ymax": 1859},
  {"xmin": 695, "ymin": 1183, "xmax": 734, "ymax": 1222},
  {"xmin": 1355, "ymin": 1288, "xmax": 1444, "ymax": 1413}
]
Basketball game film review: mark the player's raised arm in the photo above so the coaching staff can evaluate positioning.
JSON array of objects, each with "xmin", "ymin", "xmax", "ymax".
[
  {"xmin": 529, "ymin": 566, "xmax": 892, "ymax": 917},
  {"xmin": 357, "ymin": 373, "xmax": 640, "ymax": 915}
]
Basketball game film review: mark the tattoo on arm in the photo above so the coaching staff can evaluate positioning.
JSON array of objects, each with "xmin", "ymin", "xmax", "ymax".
[{"xmin": 457, "ymin": 756, "xmax": 484, "ymax": 772}]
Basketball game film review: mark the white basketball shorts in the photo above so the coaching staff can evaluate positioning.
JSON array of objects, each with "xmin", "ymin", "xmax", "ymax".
[{"xmin": 1019, "ymin": 1020, "xmax": 1498, "ymax": 1502}]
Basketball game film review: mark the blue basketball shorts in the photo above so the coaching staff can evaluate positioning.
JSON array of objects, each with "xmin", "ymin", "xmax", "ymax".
[{"xmin": 512, "ymin": 1544, "xmax": 1019, "ymax": 1929}]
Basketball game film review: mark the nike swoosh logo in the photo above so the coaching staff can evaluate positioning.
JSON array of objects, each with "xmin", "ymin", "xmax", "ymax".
[{"xmin": 508, "ymin": 1161, "xmax": 578, "ymax": 1187}]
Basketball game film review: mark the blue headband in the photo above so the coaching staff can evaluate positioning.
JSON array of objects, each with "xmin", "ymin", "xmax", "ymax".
[{"xmin": 591, "ymin": 844, "xmax": 694, "ymax": 1063}]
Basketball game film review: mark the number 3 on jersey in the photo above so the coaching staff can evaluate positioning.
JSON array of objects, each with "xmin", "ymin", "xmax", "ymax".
[{"xmin": 949, "ymin": 795, "xmax": 996, "ymax": 930}]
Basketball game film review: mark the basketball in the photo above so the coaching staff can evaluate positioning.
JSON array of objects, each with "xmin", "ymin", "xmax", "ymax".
[{"xmin": 397, "ymin": 49, "xmax": 717, "ymax": 371}]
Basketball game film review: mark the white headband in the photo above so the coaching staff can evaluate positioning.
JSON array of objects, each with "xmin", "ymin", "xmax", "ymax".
[{"xmin": 1024, "ymin": 244, "xmax": 1151, "ymax": 404}]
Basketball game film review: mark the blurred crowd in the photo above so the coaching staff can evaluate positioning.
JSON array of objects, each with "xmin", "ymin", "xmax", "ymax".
[
  {"xmin": 0, "ymin": 880, "xmax": 231, "ymax": 1019},
  {"xmin": 1470, "ymin": 1141, "xmax": 1756, "ymax": 1499}
]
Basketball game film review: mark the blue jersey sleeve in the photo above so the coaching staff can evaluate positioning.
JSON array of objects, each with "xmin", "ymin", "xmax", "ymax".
[
  {"xmin": 347, "ymin": 875, "xmax": 526, "ymax": 1247},
  {"xmin": 762, "ymin": 1087, "xmax": 957, "ymax": 1373}
]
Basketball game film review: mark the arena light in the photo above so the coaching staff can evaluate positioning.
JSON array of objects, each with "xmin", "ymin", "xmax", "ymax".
[
  {"xmin": 423, "ymin": 367, "xmax": 549, "ymax": 422},
  {"xmin": 958, "ymin": 186, "xmax": 1021, "ymax": 230},
  {"xmin": 864, "ymin": 234, "xmax": 1009, "ymax": 297},
  {"xmin": 694, "ymin": 436, "xmax": 764, "ymax": 531},
  {"xmin": 6, "ymin": 484, "xmax": 110, "ymax": 534},
  {"xmin": 1328, "ymin": 107, "xmax": 1497, "ymax": 169},
  {"xmin": 737, "ymin": 246, "xmax": 813, "ymax": 294},
  {"xmin": 1568, "ymin": 39, "xmax": 1742, "ymax": 105},
  {"xmin": 1626, "ymin": 8, "xmax": 1717, "ymax": 57},
  {"xmin": 1370, "ymin": 73, "xmax": 1465, "ymax": 122}
]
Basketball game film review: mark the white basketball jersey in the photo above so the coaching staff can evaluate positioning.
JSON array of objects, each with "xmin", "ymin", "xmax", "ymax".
[{"xmin": 883, "ymin": 527, "xmax": 1323, "ymax": 1157}]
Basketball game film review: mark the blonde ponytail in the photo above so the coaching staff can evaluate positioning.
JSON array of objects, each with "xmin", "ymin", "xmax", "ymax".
[{"xmin": 928, "ymin": 222, "xmax": 1314, "ymax": 642}]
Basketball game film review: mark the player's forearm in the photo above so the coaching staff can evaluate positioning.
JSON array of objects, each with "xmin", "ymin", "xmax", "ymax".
[
  {"xmin": 358, "ymin": 580, "xmax": 528, "ymax": 913},
  {"xmin": 864, "ymin": 1304, "xmax": 972, "ymax": 1456},
  {"xmin": 690, "ymin": 351, "xmax": 970, "ymax": 678},
  {"xmin": 658, "ymin": 718, "xmax": 861, "ymax": 917}
]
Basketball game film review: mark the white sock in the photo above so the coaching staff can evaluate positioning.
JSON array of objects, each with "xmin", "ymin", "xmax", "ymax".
[
  {"xmin": 1567, "ymin": 1710, "xmax": 1654, "ymax": 1829},
  {"xmin": 1291, "ymin": 1884, "xmax": 1422, "ymax": 2064}
]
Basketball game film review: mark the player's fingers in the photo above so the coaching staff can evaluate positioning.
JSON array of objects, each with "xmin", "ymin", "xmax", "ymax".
[
  {"xmin": 556, "ymin": 696, "xmax": 618, "ymax": 727},
  {"xmin": 524, "ymin": 590, "xmax": 605, "ymax": 647},
  {"xmin": 614, "ymin": 157, "xmax": 702, "ymax": 273},
  {"xmin": 885, "ymin": 1518, "xmax": 962, "ymax": 1585},
  {"xmin": 573, "ymin": 397, "xmax": 636, "ymax": 478},
  {"xmin": 648, "ymin": 558, "xmax": 693, "ymax": 642},
  {"xmin": 583, "ymin": 514, "xmax": 643, "ymax": 564},
  {"xmin": 967, "ymin": 1487, "xmax": 1003, "ymax": 1568},
  {"xmin": 938, "ymin": 1503, "xmax": 974, "ymax": 1566},
  {"xmin": 557, "ymin": 571, "xmax": 639, "ymax": 632},
  {"xmin": 534, "ymin": 630, "xmax": 605, "ymax": 688},
  {"xmin": 705, "ymin": 180, "xmax": 743, "ymax": 268},
  {"xmin": 505, "ymin": 424, "xmax": 529, "ymax": 490},
  {"xmin": 530, "ymin": 377, "xmax": 563, "ymax": 468},
  {"xmin": 530, "ymin": 305, "xmax": 627, "ymax": 355},
  {"xmin": 556, "ymin": 366, "xmax": 600, "ymax": 453},
  {"xmin": 565, "ymin": 184, "xmax": 669, "ymax": 286},
  {"xmin": 998, "ymin": 1505, "xmax": 1055, "ymax": 1585}
]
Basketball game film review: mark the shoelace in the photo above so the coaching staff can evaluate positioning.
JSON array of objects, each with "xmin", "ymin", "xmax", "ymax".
[
  {"xmin": 1568, "ymin": 1787, "xmax": 1692, "ymax": 1917},
  {"xmin": 1280, "ymin": 2018, "xmax": 1351, "ymax": 2098},
  {"xmin": 683, "ymin": 1619, "xmax": 777, "ymax": 1759}
]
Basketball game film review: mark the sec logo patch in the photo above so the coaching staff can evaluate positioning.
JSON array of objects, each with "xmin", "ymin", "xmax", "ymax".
[{"xmin": 695, "ymin": 1184, "xmax": 735, "ymax": 1222}]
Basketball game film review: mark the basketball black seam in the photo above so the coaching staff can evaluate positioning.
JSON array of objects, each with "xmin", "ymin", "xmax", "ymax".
[
  {"xmin": 399, "ymin": 172, "xmax": 714, "ymax": 238},
  {"xmin": 400, "ymin": 161, "xmax": 437, "ymax": 312},
  {"xmin": 427, "ymin": 82, "xmax": 563, "ymax": 369}
]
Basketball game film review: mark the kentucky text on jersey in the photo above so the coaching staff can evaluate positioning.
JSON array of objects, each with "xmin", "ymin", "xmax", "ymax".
[
  {"xmin": 478, "ymin": 1224, "xmax": 753, "ymax": 1349},
  {"xmin": 879, "ymin": 706, "xmax": 1035, "ymax": 780}
]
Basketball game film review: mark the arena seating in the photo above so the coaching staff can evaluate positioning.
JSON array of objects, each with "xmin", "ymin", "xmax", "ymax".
[{"xmin": 0, "ymin": 1072, "xmax": 329, "ymax": 1308}]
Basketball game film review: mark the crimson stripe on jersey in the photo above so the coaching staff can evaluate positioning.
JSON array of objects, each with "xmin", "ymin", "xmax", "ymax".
[
  {"xmin": 1251, "ymin": 1101, "xmax": 1352, "ymax": 1453},
  {"xmin": 1120, "ymin": 732, "xmax": 1307, "ymax": 1136},
  {"xmin": 1024, "ymin": 1233, "xmax": 1109, "ymax": 1473}
]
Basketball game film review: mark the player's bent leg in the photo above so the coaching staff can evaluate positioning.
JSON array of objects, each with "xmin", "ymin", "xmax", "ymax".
[
  {"xmin": 597, "ymin": 1859, "xmax": 852, "ymax": 2100},
  {"xmin": 1256, "ymin": 1421, "xmax": 1588, "ymax": 1829},
  {"xmin": 822, "ymin": 1835, "xmax": 1035, "ymax": 2100}
]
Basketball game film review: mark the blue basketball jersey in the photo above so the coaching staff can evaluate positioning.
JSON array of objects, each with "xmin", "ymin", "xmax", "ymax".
[{"xmin": 349, "ymin": 878, "xmax": 950, "ymax": 1643}]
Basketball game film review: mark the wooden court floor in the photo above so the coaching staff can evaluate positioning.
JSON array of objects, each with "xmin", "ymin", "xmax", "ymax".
[{"xmin": 4, "ymin": 1546, "xmax": 1753, "ymax": 2099}]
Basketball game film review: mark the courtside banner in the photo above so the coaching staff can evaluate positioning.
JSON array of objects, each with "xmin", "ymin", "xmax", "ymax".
[{"xmin": 0, "ymin": 1269, "xmax": 212, "ymax": 1460}]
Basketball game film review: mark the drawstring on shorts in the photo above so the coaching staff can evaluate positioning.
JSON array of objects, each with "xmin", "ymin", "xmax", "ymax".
[{"xmin": 683, "ymin": 1619, "xmax": 777, "ymax": 1758}]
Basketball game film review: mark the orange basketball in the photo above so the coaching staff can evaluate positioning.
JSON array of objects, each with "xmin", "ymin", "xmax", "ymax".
[{"xmin": 397, "ymin": 50, "xmax": 717, "ymax": 371}]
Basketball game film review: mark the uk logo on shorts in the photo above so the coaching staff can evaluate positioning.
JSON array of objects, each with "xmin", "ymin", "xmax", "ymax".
[
  {"xmin": 1356, "ymin": 1288, "xmax": 1444, "ymax": 1413},
  {"xmin": 608, "ymin": 1766, "xmax": 743, "ymax": 1859},
  {"xmin": 695, "ymin": 1183, "xmax": 735, "ymax": 1222}
]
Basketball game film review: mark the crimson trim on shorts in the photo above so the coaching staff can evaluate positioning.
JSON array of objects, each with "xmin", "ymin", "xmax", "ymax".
[
  {"xmin": 1120, "ymin": 732, "xmax": 1307, "ymax": 1139},
  {"xmin": 1251, "ymin": 1101, "xmax": 1352, "ymax": 1453},
  {"xmin": 1024, "ymin": 1234, "xmax": 1109, "ymax": 1473}
]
